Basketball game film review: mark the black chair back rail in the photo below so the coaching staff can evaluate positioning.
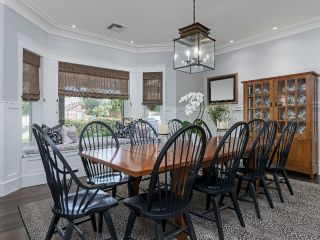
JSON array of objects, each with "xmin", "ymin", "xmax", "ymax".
[
  {"xmin": 123, "ymin": 124, "xmax": 206, "ymax": 240},
  {"xmin": 33, "ymin": 124, "xmax": 95, "ymax": 215},
  {"xmin": 147, "ymin": 125, "xmax": 207, "ymax": 213},
  {"xmin": 194, "ymin": 119, "xmax": 212, "ymax": 139},
  {"xmin": 208, "ymin": 121, "xmax": 249, "ymax": 190},
  {"xmin": 247, "ymin": 119, "xmax": 266, "ymax": 135},
  {"xmin": 191, "ymin": 122, "xmax": 249, "ymax": 240},
  {"xmin": 267, "ymin": 121, "xmax": 297, "ymax": 202},
  {"xmin": 247, "ymin": 121, "xmax": 278, "ymax": 176},
  {"xmin": 269, "ymin": 121, "xmax": 298, "ymax": 169},
  {"xmin": 79, "ymin": 121, "xmax": 122, "ymax": 185},
  {"xmin": 236, "ymin": 121, "xmax": 278, "ymax": 220},
  {"xmin": 130, "ymin": 119, "xmax": 159, "ymax": 146},
  {"xmin": 168, "ymin": 119, "xmax": 183, "ymax": 137},
  {"xmin": 32, "ymin": 124, "xmax": 119, "ymax": 239}
]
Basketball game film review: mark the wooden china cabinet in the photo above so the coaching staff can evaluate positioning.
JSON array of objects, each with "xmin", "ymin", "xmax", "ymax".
[{"xmin": 242, "ymin": 72, "xmax": 319, "ymax": 178}]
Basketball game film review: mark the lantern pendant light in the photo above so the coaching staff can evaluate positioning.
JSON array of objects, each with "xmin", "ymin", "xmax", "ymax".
[{"xmin": 173, "ymin": 0, "xmax": 216, "ymax": 74}]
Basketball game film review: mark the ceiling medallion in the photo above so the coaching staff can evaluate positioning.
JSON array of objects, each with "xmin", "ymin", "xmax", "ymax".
[{"xmin": 173, "ymin": 0, "xmax": 216, "ymax": 74}]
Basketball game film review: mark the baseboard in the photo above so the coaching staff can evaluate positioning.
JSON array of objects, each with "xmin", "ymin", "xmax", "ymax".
[{"xmin": 0, "ymin": 164, "xmax": 86, "ymax": 197}]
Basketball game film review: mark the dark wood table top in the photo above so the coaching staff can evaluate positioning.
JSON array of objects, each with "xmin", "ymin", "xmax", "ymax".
[{"xmin": 79, "ymin": 137, "xmax": 253, "ymax": 178}]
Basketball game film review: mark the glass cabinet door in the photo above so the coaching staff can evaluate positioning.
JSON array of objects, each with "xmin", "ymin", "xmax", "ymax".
[
  {"xmin": 275, "ymin": 77, "xmax": 307, "ymax": 135},
  {"xmin": 246, "ymin": 81, "xmax": 272, "ymax": 122}
]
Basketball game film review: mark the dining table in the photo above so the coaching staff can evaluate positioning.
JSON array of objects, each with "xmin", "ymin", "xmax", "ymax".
[{"xmin": 79, "ymin": 136, "xmax": 253, "ymax": 240}]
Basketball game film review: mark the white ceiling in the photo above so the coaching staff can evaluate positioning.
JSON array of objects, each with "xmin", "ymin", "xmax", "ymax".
[{"xmin": 23, "ymin": 0, "xmax": 320, "ymax": 47}]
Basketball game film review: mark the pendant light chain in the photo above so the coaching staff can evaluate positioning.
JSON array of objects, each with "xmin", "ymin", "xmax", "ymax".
[{"xmin": 193, "ymin": 0, "xmax": 196, "ymax": 23}]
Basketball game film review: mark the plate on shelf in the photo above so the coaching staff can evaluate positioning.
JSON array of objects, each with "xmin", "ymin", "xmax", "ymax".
[
  {"xmin": 297, "ymin": 124, "xmax": 306, "ymax": 134},
  {"xmin": 264, "ymin": 111, "xmax": 270, "ymax": 121},
  {"xmin": 288, "ymin": 110, "xmax": 296, "ymax": 120},
  {"xmin": 298, "ymin": 95, "xmax": 306, "ymax": 105},
  {"xmin": 287, "ymin": 95, "xmax": 295, "ymax": 106},
  {"xmin": 255, "ymin": 97, "xmax": 262, "ymax": 107},
  {"xmin": 263, "ymin": 88, "xmax": 269, "ymax": 94},
  {"xmin": 255, "ymin": 88, "xmax": 261, "ymax": 94},
  {"xmin": 300, "ymin": 83, "xmax": 306, "ymax": 91},
  {"xmin": 263, "ymin": 98, "xmax": 270, "ymax": 107},
  {"xmin": 287, "ymin": 85, "xmax": 296, "ymax": 92},
  {"xmin": 298, "ymin": 109, "xmax": 306, "ymax": 120},
  {"xmin": 255, "ymin": 111, "xmax": 262, "ymax": 119},
  {"xmin": 281, "ymin": 111, "xmax": 286, "ymax": 120}
]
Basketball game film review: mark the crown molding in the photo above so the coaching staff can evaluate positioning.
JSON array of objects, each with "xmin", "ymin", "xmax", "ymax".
[
  {"xmin": 216, "ymin": 15, "xmax": 320, "ymax": 55},
  {"xmin": 3, "ymin": 0, "xmax": 173, "ymax": 53},
  {"xmin": 3, "ymin": 0, "xmax": 320, "ymax": 55}
]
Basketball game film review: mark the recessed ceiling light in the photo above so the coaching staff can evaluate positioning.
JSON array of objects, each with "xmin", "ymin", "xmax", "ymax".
[
  {"xmin": 229, "ymin": 40, "xmax": 234, "ymax": 43},
  {"xmin": 130, "ymin": 40, "xmax": 134, "ymax": 44},
  {"xmin": 272, "ymin": 26, "xmax": 278, "ymax": 30},
  {"xmin": 72, "ymin": 25, "xmax": 76, "ymax": 28}
]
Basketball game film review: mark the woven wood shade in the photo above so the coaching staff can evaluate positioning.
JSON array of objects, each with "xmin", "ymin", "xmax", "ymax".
[
  {"xmin": 143, "ymin": 72, "xmax": 163, "ymax": 105},
  {"xmin": 58, "ymin": 62, "xmax": 129, "ymax": 99},
  {"xmin": 22, "ymin": 49, "xmax": 40, "ymax": 101}
]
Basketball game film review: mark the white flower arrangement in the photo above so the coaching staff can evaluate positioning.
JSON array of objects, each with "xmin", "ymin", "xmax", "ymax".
[{"xmin": 179, "ymin": 92, "xmax": 204, "ymax": 116}]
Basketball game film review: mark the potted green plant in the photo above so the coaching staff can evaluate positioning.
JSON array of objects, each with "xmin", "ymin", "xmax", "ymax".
[{"xmin": 207, "ymin": 103, "xmax": 231, "ymax": 131}]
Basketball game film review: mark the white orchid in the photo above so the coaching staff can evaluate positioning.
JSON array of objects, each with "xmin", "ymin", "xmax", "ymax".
[{"xmin": 179, "ymin": 92, "xmax": 204, "ymax": 116}]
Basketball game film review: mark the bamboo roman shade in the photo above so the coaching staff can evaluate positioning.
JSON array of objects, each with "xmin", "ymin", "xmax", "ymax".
[
  {"xmin": 22, "ymin": 49, "xmax": 41, "ymax": 101},
  {"xmin": 143, "ymin": 72, "xmax": 163, "ymax": 105},
  {"xmin": 58, "ymin": 62, "xmax": 129, "ymax": 99}
]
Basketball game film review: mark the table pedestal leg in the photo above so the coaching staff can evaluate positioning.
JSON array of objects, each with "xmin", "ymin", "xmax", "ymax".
[
  {"xmin": 174, "ymin": 214, "xmax": 188, "ymax": 240},
  {"xmin": 128, "ymin": 176, "xmax": 142, "ymax": 197}
]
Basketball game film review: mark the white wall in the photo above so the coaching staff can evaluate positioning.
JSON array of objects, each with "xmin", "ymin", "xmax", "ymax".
[
  {"xmin": 0, "ymin": 4, "xmax": 180, "ymax": 196},
  {"xmin": 0, "ymin": 4, "xmax": 4, "ymax": 100},
  {"xmin": 203, "ymin": 27, "xmax": 320, "ymax": 123},
  {"xmin": 0, "ymin": 4, "xmax": 4, "ymax": 188},
  {"xmin": 203, "ymin": 27, "xmax": 320, "ymax": 170},
  {"xmin": 176, "ymin": 71, "xmax": 204, "ymax": 121}
]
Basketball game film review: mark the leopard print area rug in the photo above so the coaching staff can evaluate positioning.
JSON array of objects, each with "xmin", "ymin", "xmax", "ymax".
[{"xmin": 19, "ymin": 178, "xmax": 320, "ymax": 240}]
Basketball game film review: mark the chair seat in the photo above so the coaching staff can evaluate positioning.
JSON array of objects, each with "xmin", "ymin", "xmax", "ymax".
[
  {"xmin": 193, "ymin": 176, "xmax": 232, "ymax": 195},
  {"xmin": 52, "ymin": 189, "xmax": 118, "ymax": 218},
  {"xmin": 236, "ymin": 169, "xmax": 262, "ymax": 180},
  {"xmin": 123, "ymin": 191, "xmax": 188, "ymax": 220},
  {"xmin": 88, "ymin": 172, "xmax": 130, "ymax": 187}
]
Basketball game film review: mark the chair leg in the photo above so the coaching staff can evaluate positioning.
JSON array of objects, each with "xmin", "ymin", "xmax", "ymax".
[
  {"xmin": 236, "ymin": 178, "xmax": 243, "ymax": 197},
  {"xmin": 63, "ymin": 222, "xmax": 74, "ymax": 240},
  {"xmin": 272, "ymin": 171, "xmax": 284, "ymax": 203},
  {"xmin": 112, "ymin": 186, "xmax": 117, "ymax": 198},
  {"xmin": 211, "ymin": 196, "xmax": 224, "ymax": 240},
  {"xmin": 103, "ymin": 211, "xmax": 118, "ymax": 240},
  {"xmin": 218, "ymin": 194, "xmax": 225, "ymax": 206},
  {"xmin": 282, "ymin": 169, "xmax": 294, "ymax": 195},
  {"xmin": 229, "ymin": 192, "xmax": 245, "ymax": 227},
  {"xmin": 123, "ymin": 210, "xmax": 137, "ymax": 240},
  {"xmin": 45, "ymin": 214, "xmax": 60, "ymax": 240},
  {"xmin": 261, "ymin": 178, "xmax": 274, "ymax": 209},
  {"xmin": 183, "ymin": 212, "xmax": 197, "ymax": 240},
  {"xmin": 154, "ymin": 221, "xmax": 164, "ymax": 240},
  {"xmin": 161, "ymin": 220, "xmax": 166, "ymax": 231},
  {"xmin": 90, "ymin": 214, "xmax": 97, "ymax": 232},
  {"xmin": 98, "ymin": 212, "xmax": 103, "ymax": 233},
  {"xmin": 248, "ymin": 181, "xmax": 261, "ymax": 219},
  {"xmin": 205, "ymin": 194, "xmax": 211, "ymax": 210}
]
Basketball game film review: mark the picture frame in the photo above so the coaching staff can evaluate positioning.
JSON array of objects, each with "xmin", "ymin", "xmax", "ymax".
[{"xmin": 208, "ymin": 73, "xmax": 238, "ymax": 104}]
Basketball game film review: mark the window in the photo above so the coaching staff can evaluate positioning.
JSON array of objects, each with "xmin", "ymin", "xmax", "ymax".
[
  {"xmin": 59, "ymin": 96, "xmax": 123, "ymax": 133},
  {"xmin": 22, "ymin": 102, "xmax": 32, "ymax": 143},
  {"xmin": 145, "ymin": 105, "xmax": 161, "ymax": 121},
  {"xmin": 22, "ymin": 49, "xmax": 40, "ymax": 144},
  {"xmin": 143, "ymin": 72, "xmax": 163, "ymax": 123}
]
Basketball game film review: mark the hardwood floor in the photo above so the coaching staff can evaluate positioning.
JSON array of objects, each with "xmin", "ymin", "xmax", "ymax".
[
  {"xmin": 0, "ymin": 174, "xmax": 319, "ymax": 240},
  {"xmin": 0, "ymin": 184, "xmax": 51, "ymax": 240}
]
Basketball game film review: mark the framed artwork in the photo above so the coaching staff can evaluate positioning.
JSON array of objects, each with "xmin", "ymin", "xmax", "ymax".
[{"xmin": 208, "ymin": 73, "xmax": 238, "ymax": 104}]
